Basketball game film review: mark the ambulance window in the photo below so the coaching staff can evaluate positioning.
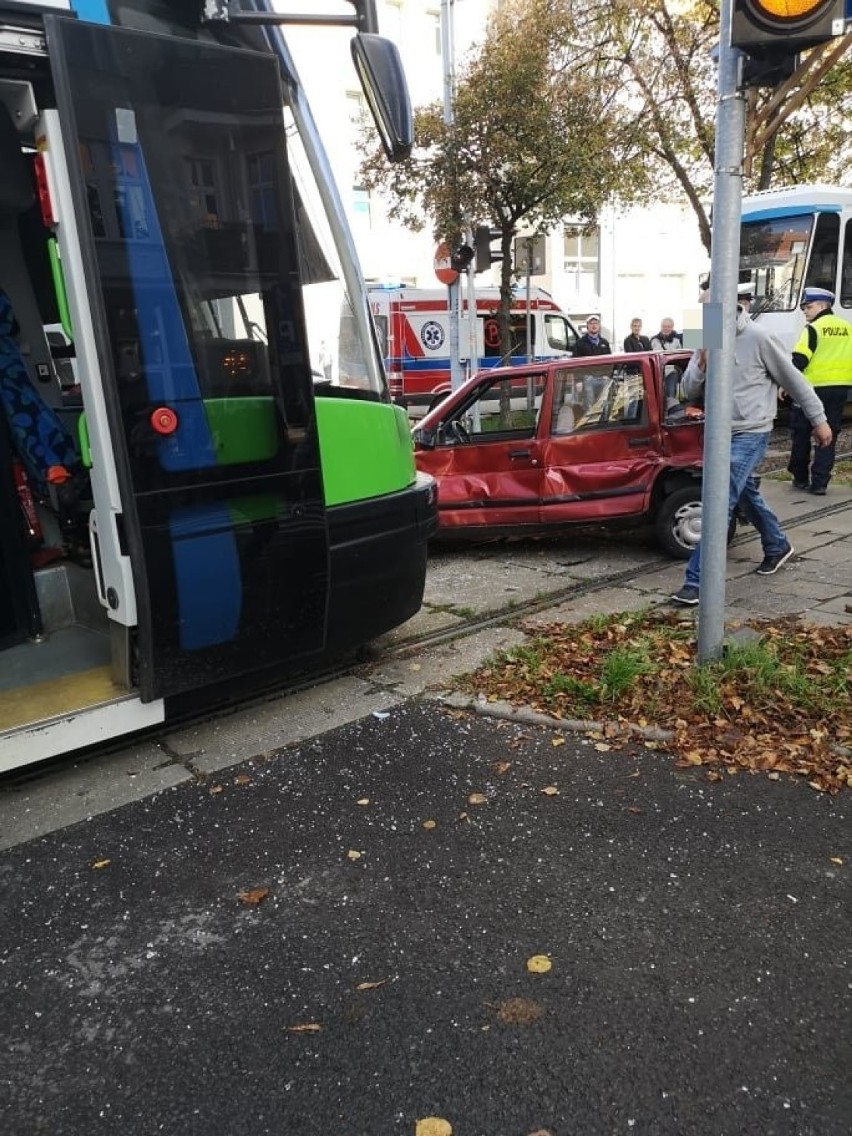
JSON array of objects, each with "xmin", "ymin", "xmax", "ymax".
[{"xmin": 545, "ymin": 313, "xmax": 574, "ymax": 352}]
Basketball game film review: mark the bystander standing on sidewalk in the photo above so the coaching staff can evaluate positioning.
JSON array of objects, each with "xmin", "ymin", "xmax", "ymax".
[
  {"xmin": 651, "ymin": 317, "xmax": 684, "ymax": 406},
  {"xmin": 787, "ymin": 286, "xmax": 852, "ymax": 495},
  {"xmin": 671, "ymin": 299, "xmax": 833, "ymax": 606},
  {"xmin": 623, "ymin": 318, "xmax": 651, "ymax": 353}
]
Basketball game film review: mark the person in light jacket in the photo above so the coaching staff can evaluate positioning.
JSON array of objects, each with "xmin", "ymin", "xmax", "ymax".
[
  {"xmin": 651, "ymin": 317, "xmax": 684, "ymax": 405},
  {"xmin": 671, "ymin": 303, "xmax": 832, "ymax": 605}
]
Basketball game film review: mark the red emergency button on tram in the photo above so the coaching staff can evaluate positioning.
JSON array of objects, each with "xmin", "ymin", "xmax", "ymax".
[{"xmin": 150, "ymin": 406, "xmax": 179, "ymax": 435}]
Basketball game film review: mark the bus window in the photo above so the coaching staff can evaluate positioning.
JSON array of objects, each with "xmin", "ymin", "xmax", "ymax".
[
  {"xmin": 803, "ymin": 212, "xmax": 839, "ymax": 295},
  {"xmin": 740, "ymin": 212, "xmax": 812, "ymax": 311},
  {"xmin": 840, "ymin": 219, "xmax": 852, "ymax": 310}
]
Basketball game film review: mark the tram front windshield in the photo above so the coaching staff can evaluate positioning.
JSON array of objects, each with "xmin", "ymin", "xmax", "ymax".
[{"xmin": 739, "ymin": 213, "xmax": 813, "ymax": 312}]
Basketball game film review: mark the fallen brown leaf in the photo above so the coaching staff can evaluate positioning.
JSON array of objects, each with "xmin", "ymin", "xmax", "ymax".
[
  {"xmin": 496, "ymin": 997, "xmax": 543, "ymax": 1025},
  {"xmin": 286, "ymin": 1023, "xmax": 322, "ymax": 1033},
  {"xmin": 355, "ymin": 980, "xmax": 387, "ymax": 991},
  {"xmin": 237, "ymin": 886, "xmax": 270, "ymax": 906}
]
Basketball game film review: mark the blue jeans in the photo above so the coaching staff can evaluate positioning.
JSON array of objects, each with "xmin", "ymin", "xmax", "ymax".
[{"xmin": 684, "ymin": 431, "xmax": 787, "ymax": 588}]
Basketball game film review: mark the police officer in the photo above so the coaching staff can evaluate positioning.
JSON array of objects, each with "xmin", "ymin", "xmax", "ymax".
[{"xmin": 788, "ymin": 286, "xmax": 852, "ymax": 495}]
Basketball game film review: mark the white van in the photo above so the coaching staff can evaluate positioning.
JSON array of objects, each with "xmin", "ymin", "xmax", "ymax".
[{"xmin": 355, "ymin": 285, "xmax": 579, "ymax": 407}]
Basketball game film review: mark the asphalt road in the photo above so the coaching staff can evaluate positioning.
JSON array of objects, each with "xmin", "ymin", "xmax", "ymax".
[{"xmin": 1, "ymin": 701, "xmax": 848, "ymax": 1136}]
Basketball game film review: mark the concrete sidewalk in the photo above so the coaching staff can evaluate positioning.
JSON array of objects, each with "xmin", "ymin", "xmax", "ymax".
[{"xmin": 0, "ymin": 478, "xmax": 849, "ymax": 853}]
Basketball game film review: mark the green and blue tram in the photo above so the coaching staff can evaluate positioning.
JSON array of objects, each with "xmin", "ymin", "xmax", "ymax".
[{"xmin": 0, "ymin": 0, "xmax": 437, "ymax": 770}]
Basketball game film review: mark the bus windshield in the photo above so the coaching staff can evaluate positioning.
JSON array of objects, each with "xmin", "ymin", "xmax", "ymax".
[
  {"xmin": 739, "ymin": 213, "xmax": 813, "ymax": 313},
  {"xmin": 285, "ymin": 108, "xmax": 384, "ymax": 395}
]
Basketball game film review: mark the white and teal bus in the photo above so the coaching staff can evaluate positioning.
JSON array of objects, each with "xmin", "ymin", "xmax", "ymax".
[
  {"xmin": 0, "ymin": 0, "xmax": 437, "ymax": 770},
  {"xmin": 738, "ymin": 184, "xmax": 852, "ymax": 346}
]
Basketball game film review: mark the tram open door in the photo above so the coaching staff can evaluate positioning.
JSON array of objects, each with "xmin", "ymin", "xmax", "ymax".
[
  {"xmin": 44, "ymin": 14, "xmax": 337, "ymax": 697},
  {"xmin": 1, "ymin": 17, "xmax": 335, "ymax": 764}
]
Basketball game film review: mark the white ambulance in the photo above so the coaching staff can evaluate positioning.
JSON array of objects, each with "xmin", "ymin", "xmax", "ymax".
[{"xmin": 360, "ymin": 285, "xmax": 579, "ymax": 408}]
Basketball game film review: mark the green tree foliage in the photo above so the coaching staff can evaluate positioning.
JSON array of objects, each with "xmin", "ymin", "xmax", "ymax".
[
  {"xmin": 553, "ymin": 0, "xmax": 851, "ymax": 251},
  {"xmin": 357, "ymin": 0, "xmax": 638, "ymax": 358},
  {"xmin": 360, "ymin": 0, "xmax": 851, "ymax": 308}
]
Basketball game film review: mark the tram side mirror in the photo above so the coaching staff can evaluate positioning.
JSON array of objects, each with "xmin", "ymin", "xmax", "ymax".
[{"xmin": 350, "ymin": 34, "xmax": 413, "ymax": 162}]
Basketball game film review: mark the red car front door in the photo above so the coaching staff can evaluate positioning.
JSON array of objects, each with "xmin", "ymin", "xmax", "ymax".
[{"xmin": 416, "ymin": 370, "xmax": 547, "ymax": 531}]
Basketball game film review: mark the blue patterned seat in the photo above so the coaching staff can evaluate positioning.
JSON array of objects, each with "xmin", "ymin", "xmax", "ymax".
[{"xmin": 0, "ymin": 291, "xmax": 80, "ymax": 498}]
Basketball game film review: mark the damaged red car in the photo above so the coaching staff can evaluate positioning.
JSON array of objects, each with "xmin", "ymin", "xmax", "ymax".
[{"xmin": 412, "ymin": 352, "xmax": 715, "ymax": 558}]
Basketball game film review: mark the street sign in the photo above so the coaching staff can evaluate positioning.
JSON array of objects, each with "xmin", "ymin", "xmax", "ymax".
[{"xmin": 434, "ymin": 242, "xmax": 459, "ymax": 285}]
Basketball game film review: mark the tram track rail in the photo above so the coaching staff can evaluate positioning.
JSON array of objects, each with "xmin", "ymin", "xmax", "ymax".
[{"xmin": 2, "ymin": 464, "xmax": 849, "ymax": 786}]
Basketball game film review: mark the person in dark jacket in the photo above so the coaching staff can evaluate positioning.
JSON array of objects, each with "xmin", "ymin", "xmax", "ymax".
[
  {"xmin": 623, "ymin": 318, "xmax": 651, "ymax": 353},
  {"xmin": 572, "ymin": 315, "xmax": 610, "ymax": 409},
  {"xmin": 572, "ymin": 314, "xmax": 611, "ymax": 357}
]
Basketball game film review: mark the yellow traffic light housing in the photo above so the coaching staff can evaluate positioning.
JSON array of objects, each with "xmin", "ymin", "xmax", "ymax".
[{"xmin": 732, "ymin": 0, "xmax": 846, "ymax": 54}]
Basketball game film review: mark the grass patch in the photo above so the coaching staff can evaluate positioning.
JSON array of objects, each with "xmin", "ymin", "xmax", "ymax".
[{"xmin": 458, "ymin": 609, "xmax": 852, "ymax": 792}]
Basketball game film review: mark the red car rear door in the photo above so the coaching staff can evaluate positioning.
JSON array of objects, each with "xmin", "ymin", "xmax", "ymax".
[{"xmin": 540, "ymin": 359, "xmax": 662, "ymax": 525}]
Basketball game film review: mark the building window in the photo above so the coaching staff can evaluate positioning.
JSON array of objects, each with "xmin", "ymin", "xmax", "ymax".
[
  {"xmin": 346, "ymin": 90, "xmax": 367, "ymax": 128},
  {"xmin": 427, "ymin": 9, "xmax": 441, "ymax": 54},
  {"xmin": 563, "ymin": 224, "xmax": 600, "ymax": 297},
  {"xmin": 352, "ymin": 186, "xmax": 371, "ymax": 223},
  {"xmin": 383, "ymin": 0, "xmax": 404, "ymax": 42},
  {"xmin": 247, "ymin": 151, "xmax": 277, "ymax": 229},
  {"xmin": 185, "ymin": 156, "xmax": 220, "ymax": 229}
]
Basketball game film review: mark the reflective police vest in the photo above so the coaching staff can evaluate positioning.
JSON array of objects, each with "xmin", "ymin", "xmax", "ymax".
[{"xmin": 792, "ymin": 313, "xmax": 852, "ymax": 387}]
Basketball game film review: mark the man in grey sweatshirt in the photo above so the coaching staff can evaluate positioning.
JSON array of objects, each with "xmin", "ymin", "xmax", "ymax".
[{"xmin": 671, "ymin": 306, "xmax": 832, "ymax": 605}]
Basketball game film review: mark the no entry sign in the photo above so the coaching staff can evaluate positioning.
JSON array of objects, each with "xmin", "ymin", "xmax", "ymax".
[{"xmin": 434, "ymin": 242, "xmax": 459, "ymax": 285}]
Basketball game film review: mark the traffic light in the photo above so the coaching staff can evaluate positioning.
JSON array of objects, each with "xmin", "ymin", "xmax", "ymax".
[
  {"xmin": 474, "ymin": 226, "xmax": 502, "ymax": 273},
  {"xmin": 449, "ymin": 243, "xmax": 474, "ymax": 272},
  {"xmin": 732, "ymin": 0, "xmax": 846, "ymax": 56}
]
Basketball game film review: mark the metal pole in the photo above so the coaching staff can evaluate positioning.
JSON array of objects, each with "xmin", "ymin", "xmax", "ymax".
[
  {"xmin": 696, "ymin": 0, "xmax": 746, "ymax": 663},
  {"xmin": 526, "ymin": 249, "xmax": 532, "ymax": 364},
  {"xmin": 441, "ymin": 0, "xmax": 463, "ymax": 391},
  {"xmin": 465, "ymin": 224, "xmax": 478, "ymax": 379}
]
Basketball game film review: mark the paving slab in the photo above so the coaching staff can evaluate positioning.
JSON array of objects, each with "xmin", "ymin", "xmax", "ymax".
[
  {"xmin": 0, "ymin": 742, "xmax": 191, "ymax": 852},
  {"xmin": 163, "ymin": 677, "xmax": 405, "ymax": 775}
]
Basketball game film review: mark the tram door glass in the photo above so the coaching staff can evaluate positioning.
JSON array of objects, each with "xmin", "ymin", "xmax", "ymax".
[{"xmin": 49, "ymin": 18, "xmax": 330, "ymax": 699}]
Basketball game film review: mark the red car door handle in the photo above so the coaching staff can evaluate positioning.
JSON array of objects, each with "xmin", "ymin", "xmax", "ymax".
[
  {"xmin": 508, "ymin": 449, "xmax": 532, "ymax": 459},
  {"xmin": 628, "ymin": 437, "xmax": 652, "ymax": 447}
]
